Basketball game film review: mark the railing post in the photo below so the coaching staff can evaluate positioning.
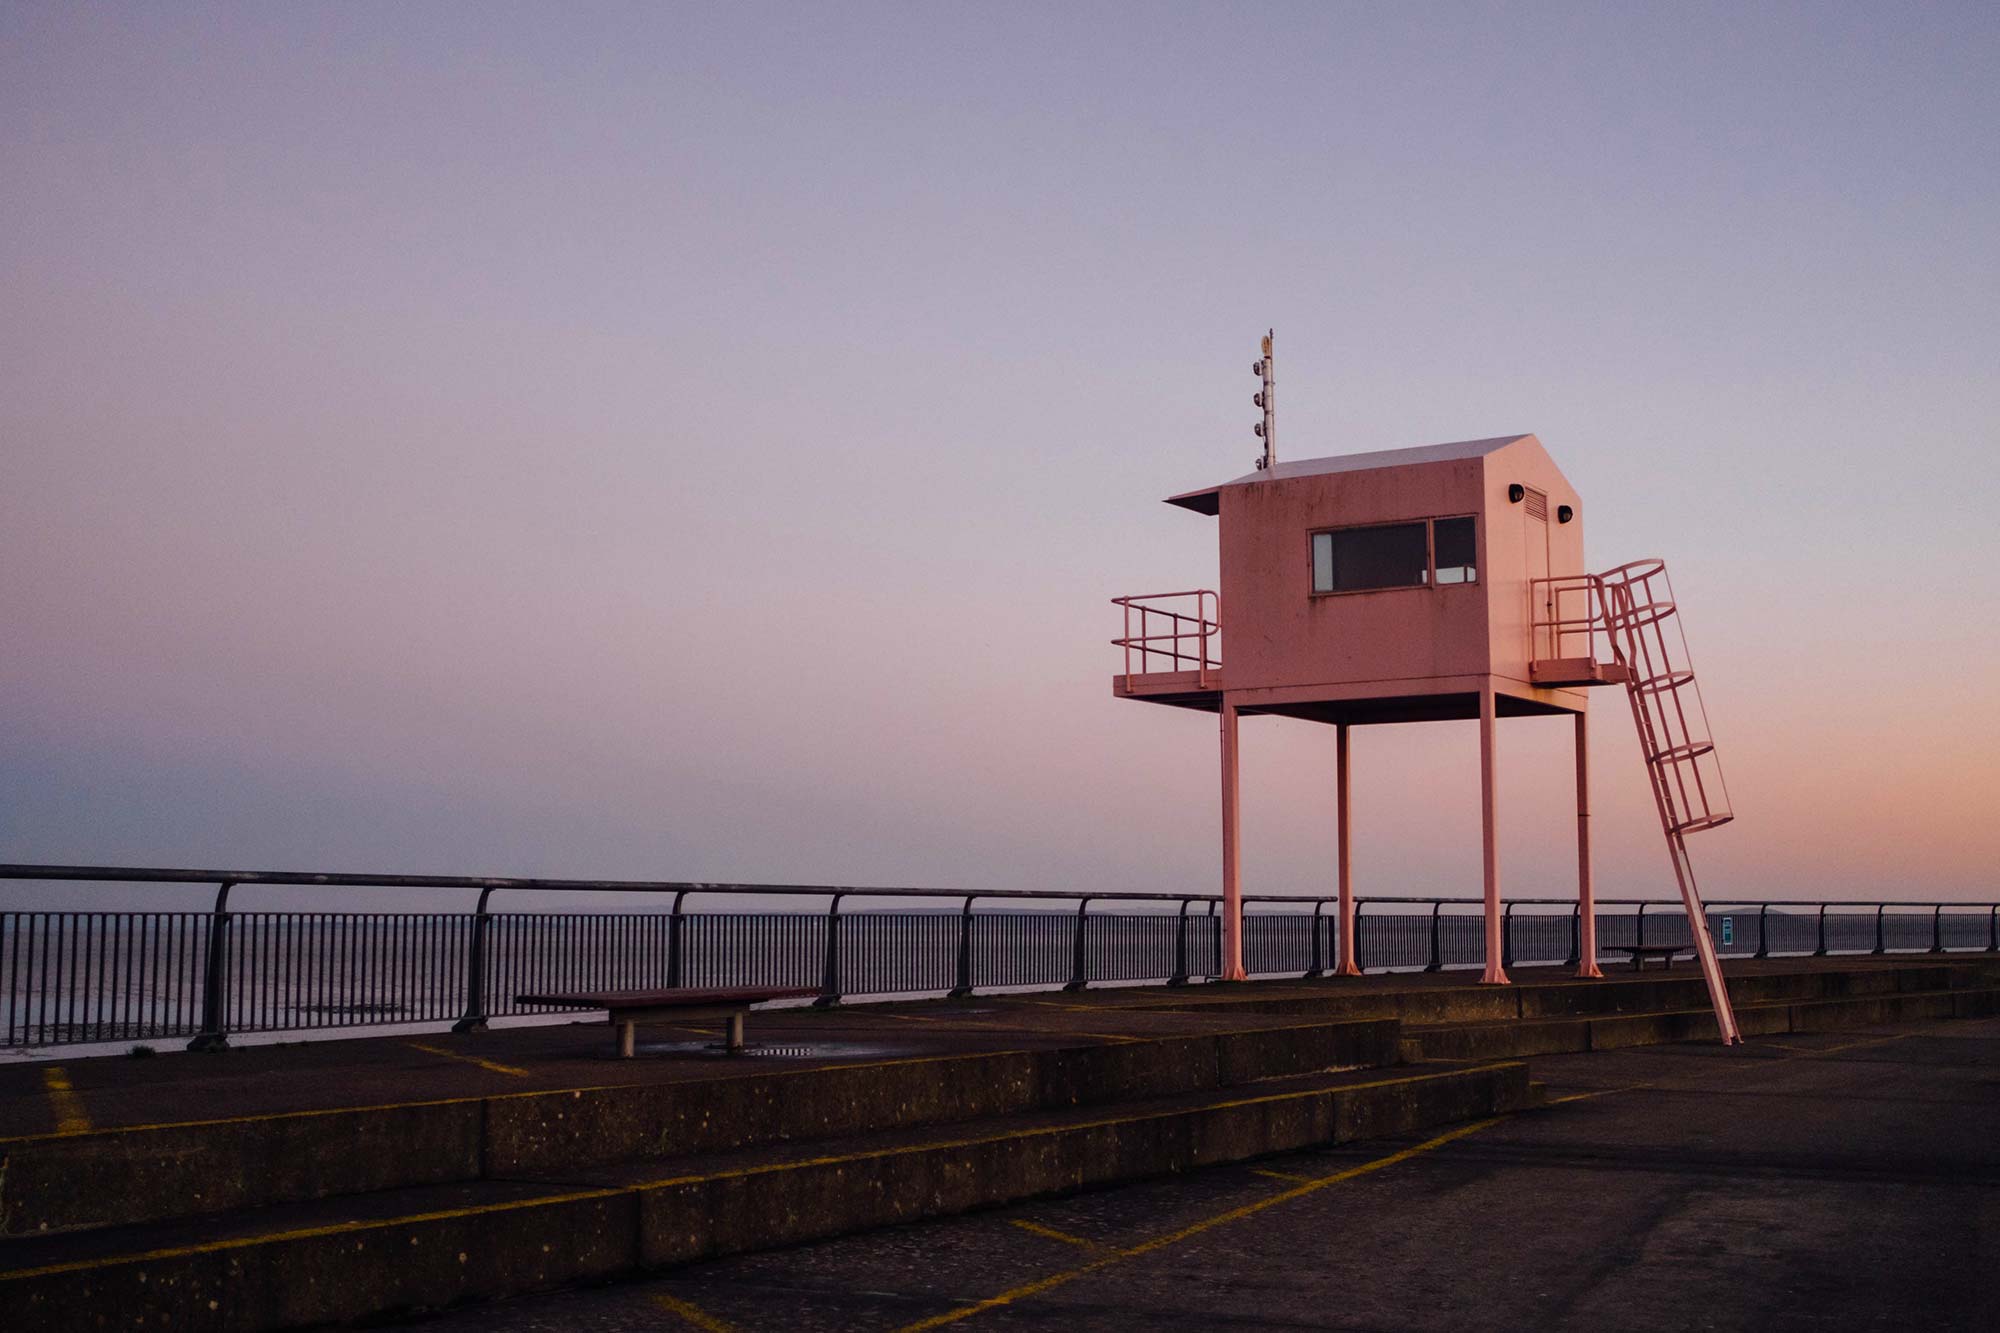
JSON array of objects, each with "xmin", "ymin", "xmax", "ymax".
[
  {"xmin": 1501, "ymin": 901, "xmax": 1515, "ymax": 969},
  {"xmin": 1304, "ymin": 899, "xmax": 1325, "ymax": 979},
  {"xmin": 815, "ymin": 893, "xmax": 845, "ymax": 1007},
  {"xmin": 451, "ymin": 886, "xmax": 497, "ymax": 1033},
  {"xmin": 1064, "ymin": 897, "xmax": 1095, "ymax": 991},
  {"xmin": 1425, "ymin": 900, "xmax": 1443, "ymax": 973},
  {"xmin": 949, "ymin": 895, "xmax": 977, "ymax": 998},
  {"xmin": 666, "ymin": 889, "xmax": 689, "ymax": 989},
  {"xmin": 1168, "ymin": 896, "xmax": 1192, "ymax": 980},
  {"xmin": 1634, "ymin": 902, "xmax": 1647, "ymax": 951},
  {"xmin": 1930, "ymin": 904, "xmax": 1944, "ymax": 954},
  {"xmin": 1815, "ymin": 903, "xmax": 1828, "ymax": 957},
  {"xmin": 1352, "ymin": 899, "xmax": 1367, "ymax": 974},
  {"xmin": 188, "ymin": 881, "xmax": 235, "ymax": 1052},
  {"xmin": 1565, "ymin": 902, "xmax": 1580, "ymax": 968},
  {"xmin": 1873, "ymin": 903, "xmax": 1885, "ymax": 956},
  {"xmin": 1754, "ymin": 903, "xmax": 1769, "ymax": 960},
  {"xmin": 1990, "ymin": 905, "xmax": 1998, "ymax": 954}
]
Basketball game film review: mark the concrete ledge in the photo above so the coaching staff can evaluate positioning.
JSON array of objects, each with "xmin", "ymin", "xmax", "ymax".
[
  {"xmin": 0, "ymin": 1062, "xmax": 1526, "ymax": 1332},
  {"xmin": 1412, "ymin": 986, "xmax": 2000, "ymax": 1059},
  {"xmin": 0, "ymin": 1018, "xmax": 1398, "ymax": 1237}
]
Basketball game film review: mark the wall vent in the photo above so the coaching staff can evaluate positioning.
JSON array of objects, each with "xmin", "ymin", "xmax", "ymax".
[{"xmin": 1524, "ymin": 487, "xmax": 1549, "ymax": 522}]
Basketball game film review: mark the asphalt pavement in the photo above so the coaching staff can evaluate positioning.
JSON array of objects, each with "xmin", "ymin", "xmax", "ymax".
[{"xmin": 407, "ymin": 1016, "xmax": 2000, "ymax": 1333}]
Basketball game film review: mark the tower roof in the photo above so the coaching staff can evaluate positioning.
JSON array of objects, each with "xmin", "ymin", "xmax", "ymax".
[{"xmin": 1165, "ymin": 435, "xmax": 1533, "ymax": 515}]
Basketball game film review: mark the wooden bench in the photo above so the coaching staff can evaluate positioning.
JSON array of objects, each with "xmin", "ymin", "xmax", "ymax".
[
  {"xmin": 1600, "ymin": 943, "xmax": 1691, "ymax": 972},
  {"xmin": 515, "ymin": 986, "xmax": 820, "ymax": 1058}
]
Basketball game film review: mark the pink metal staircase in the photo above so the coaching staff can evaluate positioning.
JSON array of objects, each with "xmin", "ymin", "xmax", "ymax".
[{"xmin": 1535, "ymin": 559, "xmax": 1743, "ymax": 1044}]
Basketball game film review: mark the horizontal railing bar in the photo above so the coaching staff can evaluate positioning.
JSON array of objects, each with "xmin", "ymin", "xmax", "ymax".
[{"xmin": 0, "ymin": 867, "xmax": 1990, "ymax": 912}]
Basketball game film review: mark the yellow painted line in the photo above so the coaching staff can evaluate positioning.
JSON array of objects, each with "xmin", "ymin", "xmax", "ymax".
[
  {"xmin": 1250, "ymin": 1166, "xmax": 1312, "ymax": 1183},
  {"xmin": 1542, "ymin": 1027, "xmax": 1930, "ymax": 1105},
  {"xmin": 404, "ymin": 1043, "xmax": 530, "ymax": 1078},
  {"xmin": 40, "ymin": 1067, "xmax": 91, "ymax": 1135},
  {"xmin": 0, "ymin": 1046, "xmax": 1028, "ymax": 1147},
  {"xmin": 1008, "ymin": 1219, "xmax": 1101, "ymax": 1249},
  {"xmin": 1545, "ymin": 1083, "xmax": 1650, "ymax": 1106},
  {"xmin": 1790, "ymin": 1033, "xmax": 1908, "ymax": 1058},
  {"xmin": 0, "ymin": 1062, "xmax": 1523, "ymax": 1283},
  {"xmin": 649, "ymin": 1288, "xmax": 740, "ymax": 1332},
  {"xmin": 894, "ymin": 1117, "xmax": 1502, "ymax": 1332}
]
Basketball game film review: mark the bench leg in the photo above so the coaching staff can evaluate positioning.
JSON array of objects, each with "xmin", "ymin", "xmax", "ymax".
[
  {"xmin": 618, "ymin": 1020, "xmax": 636, "ymax": 1059},
  {"xmin": 725, "ymin": 1012, "xmax": 746, "ymax": 1054}
]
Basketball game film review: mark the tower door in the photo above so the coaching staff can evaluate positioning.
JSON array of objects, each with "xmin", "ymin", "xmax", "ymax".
[{"xmin": 1523, "ymin": 487, "xmax": 1552, "ymax": 658}]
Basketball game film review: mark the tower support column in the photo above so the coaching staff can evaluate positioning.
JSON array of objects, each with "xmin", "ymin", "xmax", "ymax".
[
  {"xmin": 1479, "ymin": 679, "xmax": 1511, "ymax": 985},
  {"xmin": 1574, "ymin": 709, "xmax": 1603, "ymax": 978},
  {"xmin": 1334, "ymin": 722, "xmax": 1361, "ymax": 976},
  {"xmin": 1219, "ymin": 699, "xmax": 1247, "ymax": 981}
]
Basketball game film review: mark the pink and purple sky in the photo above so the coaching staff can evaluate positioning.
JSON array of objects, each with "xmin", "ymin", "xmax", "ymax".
[{"xmin": 3, "ymin": 3, "xmax": 1996, "ymax": 910}]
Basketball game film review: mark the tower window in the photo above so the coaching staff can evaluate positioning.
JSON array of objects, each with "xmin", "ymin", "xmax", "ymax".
[
  {"xmin": 1310, "ymin": 523, "xmax": 1430, "ymax": 593},
  {"xmin": 1309, "ymin": 516, "xmax": 1478, "ymax": 594},
  {"xmin": 1433, "ymin": 516, "xmax": 1477, "ymax": 584}
]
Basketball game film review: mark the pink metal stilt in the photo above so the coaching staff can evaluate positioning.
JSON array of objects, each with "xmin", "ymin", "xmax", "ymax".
[
  {"xmin": 1478, "ymin": 680, "xmax": 1510, "ymax": 985},
  {"xmin": 1219, "ymin": 699, "xmax": 1247, "ymax": 981},
  {"xmin": 1574, "ymin": 711, "xmax": 1602, "ymax": 978},
  {"xmin": 1334, "ymin": 723, "xmax": 1361, "ymax": 976}
]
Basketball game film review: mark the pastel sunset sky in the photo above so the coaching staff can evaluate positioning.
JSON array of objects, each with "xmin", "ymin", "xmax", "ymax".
[{"xmin": 3, "ymin": 3, "xmax": 1996, "ymax": 911}]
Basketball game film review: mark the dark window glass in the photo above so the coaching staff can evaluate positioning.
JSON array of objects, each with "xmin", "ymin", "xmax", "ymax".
[
  {"xmin": 1310, "ymin": 523, "xmax": 1429, "ymax": 593},
  {"xmin": 1434, "ymin": 516, "xmax": 1477, "ymax": 585}
]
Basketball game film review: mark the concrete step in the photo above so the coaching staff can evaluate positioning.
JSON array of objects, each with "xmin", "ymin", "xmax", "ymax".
[
  {"xmin": 0, "ymin": 1016, "xmax": 1399, "ymax": 1237},
  {"xmin": 1408, "ymin": 984, "xmax": 2000, "ymax": 1061},
  {"xmin": 0, "ymin": 1060, "xmax": 1530, "ymax": 1332}
]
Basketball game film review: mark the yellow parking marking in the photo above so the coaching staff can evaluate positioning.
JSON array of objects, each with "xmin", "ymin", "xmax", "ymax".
[
  {"xmin": 0, "ymin": 1047, "xmax": 1020, "ymax": 1147},
  {"xmin": 1008, "ymin": 1219, "xmax": 1101, "ymax": 1249},
  {"xmin": 40, "ymin": 1067, "xmax": 91, "ymax": 1135},
  {"xmin": 0, "ymin": 1063, "xmax": 1521, "ymax": 1283},
  {"xmin": 1250, "ymin": 1167, "xmax": 1312, "ymax": 1183},
  {"xmin": 404, "ymin": 1043, "xmax": 530, "ymax": 1078},
  {"xmin": 1546, "ymin": 1084, "xmax": 1649, "ymax": 1105},
  {"xmin": 895, "ymin": 1117, "xmax": 1502, "ymax": 1331},
  {"xmin": 649, "ymin": 1288, "xmax": 740, "ymax": 1332}
]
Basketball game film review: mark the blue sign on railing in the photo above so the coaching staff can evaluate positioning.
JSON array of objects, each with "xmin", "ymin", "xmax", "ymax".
[{"xmin": 1721, "ymin": 916, "xmax": 1734, "ymax": 947}]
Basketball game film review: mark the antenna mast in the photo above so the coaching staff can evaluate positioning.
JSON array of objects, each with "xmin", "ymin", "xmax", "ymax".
[{"xmin": 1252, "ymin": 329, "xmax": 1276, "ymax": 471}]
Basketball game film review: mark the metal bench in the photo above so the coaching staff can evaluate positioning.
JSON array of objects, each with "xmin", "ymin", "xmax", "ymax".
[
  {"xmin": 1600, "ymin": 943, "xmax": 1691, "ymax": 972},
  {"xmin": 514, "ymin": 985, "xmax": 820, "ymax": 1057}
]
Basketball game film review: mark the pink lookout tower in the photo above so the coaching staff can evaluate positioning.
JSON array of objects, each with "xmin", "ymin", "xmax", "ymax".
[{"xmin": 1112, "ymin": 334, "xmax": 1744, "ymax": 1043}]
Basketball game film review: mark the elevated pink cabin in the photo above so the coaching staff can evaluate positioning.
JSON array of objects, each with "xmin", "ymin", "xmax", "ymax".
[
  {"xmin": 1117, "ymin": 433, "xmax": 1609, "ymax": 721},
  {"xmin": 1112, "ymin": 425, "xmax": 1745, "ymax": 1042},
  {"xmin": 1112, "ymin": 433, "xmax": 1618, "ymax": 994}
]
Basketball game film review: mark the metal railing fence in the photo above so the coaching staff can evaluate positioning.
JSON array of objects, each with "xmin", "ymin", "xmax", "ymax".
[{"xmin": 2, "ymin": 865, "xmax": 1995, "ymax": 1049}]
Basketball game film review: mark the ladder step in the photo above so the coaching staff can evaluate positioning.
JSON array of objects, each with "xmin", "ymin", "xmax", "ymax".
[
  {"xmin": 1604, "ymin": 599, "xmax": 1677, "ymax": 632},
  {"xmin": 1645, "ymin": 740, "xmax": 1716, "ymax": 767},
  {"xmin": 1632, "ymin": 668, "xmax": 1696, "ymax": 697}
]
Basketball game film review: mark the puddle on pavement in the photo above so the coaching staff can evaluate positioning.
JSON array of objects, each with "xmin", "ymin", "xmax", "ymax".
[{"xmin": 633, "ymin": 1040, "xmax": 907, "ymax": 1059}]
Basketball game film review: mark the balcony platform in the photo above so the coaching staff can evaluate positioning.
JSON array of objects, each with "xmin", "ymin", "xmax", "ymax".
[
  {"xmin": 1529, "ymin": 657, "xmax": 1632, "ymax": 687},
  {"xmin": 1111, "ymin": 669, "xmax": 1223, "ymax": 710},
  {"xmin": 1112, "ymin": 672, "xmax": 1590, "ymax": 723}
]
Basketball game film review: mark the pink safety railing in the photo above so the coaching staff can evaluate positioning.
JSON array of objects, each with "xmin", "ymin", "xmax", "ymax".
[
  {"xmin": 1534, "ymin": 563, "xmax": 1733, "ymax": 838},
  {"xmin": 1112, "ymin": 590, "xmax": 1219, "ymax": 689},
  {"xmin": 1596, "ymin": 559, "xmax": 1734, "ymax": 837},
  {"xmin": 1530, "ymin": 572, "xmax": 1615, "ymax": 665}
]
